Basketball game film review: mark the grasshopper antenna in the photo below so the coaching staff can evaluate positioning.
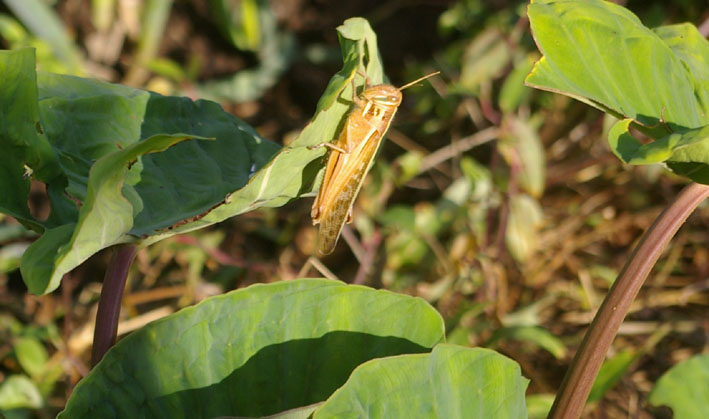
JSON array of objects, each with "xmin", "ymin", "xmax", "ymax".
[{"xmin": 397, "ymin": 71, "xmax": 440, "ymax": 91}]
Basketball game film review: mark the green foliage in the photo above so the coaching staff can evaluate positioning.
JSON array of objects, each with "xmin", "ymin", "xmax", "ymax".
[
  {"xmin": 314, "ymin": 344, "xmax": 528, "ymax": 418},
  {"xmin": 0, "ymin": 318, "xmax": 63, "ymax": 416},
  {"xmin": 0, "ymin": 17, "xmax": 387, "ymax": 295},
  {"xmin": 60, "ymin": 279, "xmax": 446, "ymax": 417},
  {"xmin": 60, "ymin": 280, "xmax": 530, "ymax": 418},
  {"xmin": 527, "ymin": 0, "xmax": 709, "ymax": 183},
  {"xmin": 1, "ymin": 47, "xmax": 279, "ymax": 294},
  {"xmin": 649, "ymin": 354, "xmax": 709, "ymax": 418}
]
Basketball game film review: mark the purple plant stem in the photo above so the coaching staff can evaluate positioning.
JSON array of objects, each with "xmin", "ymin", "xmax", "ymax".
[
  {"xmin": 90, "ymin": 244, "xmax": 138, "ymax": 367},
  {"xmin": 549, "ymin": 182, "xmax": 709, "ymax": 419}
]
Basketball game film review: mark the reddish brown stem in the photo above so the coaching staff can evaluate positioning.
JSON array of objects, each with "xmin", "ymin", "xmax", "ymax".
[
  {"xmin": 550, "ymin": 182, "xmax": 709, "ymax": 418},
  {"xmin": 91, "ymin": 244, "xmax": 138, "ymax": 367}
]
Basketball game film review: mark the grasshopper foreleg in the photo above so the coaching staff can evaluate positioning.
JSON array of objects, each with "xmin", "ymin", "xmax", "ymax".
[{"xmin": 308, "ymin": 142, "xmax": 349, "ymax": 154}]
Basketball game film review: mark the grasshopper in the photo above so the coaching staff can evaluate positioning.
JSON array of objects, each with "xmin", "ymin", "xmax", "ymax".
[{"xmin": 311, "ymin": 70, "xmax": 440, "ymax": 255}]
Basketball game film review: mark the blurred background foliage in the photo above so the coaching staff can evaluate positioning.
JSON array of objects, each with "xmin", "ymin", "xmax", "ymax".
[{"xmin": 0, "ymin": 0, "xmax": 708, "ymax": 417}]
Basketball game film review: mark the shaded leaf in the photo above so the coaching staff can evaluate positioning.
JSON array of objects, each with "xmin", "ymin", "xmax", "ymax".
[
  {"xmin": 21, "ymin": 133, "xmax": 206, "ymax": 294},
  {"xmin": 0, "ymin": 48, "xmax": 57, "ymax": 231},
  {"xmin": 608, "ymin": 120, "xmax": 709, "ymax": 184}
]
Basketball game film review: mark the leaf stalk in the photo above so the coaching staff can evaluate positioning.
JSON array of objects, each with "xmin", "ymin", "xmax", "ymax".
[{"xmin": 550, "ymin": 181, "xmax": 709, "ymax": 418}]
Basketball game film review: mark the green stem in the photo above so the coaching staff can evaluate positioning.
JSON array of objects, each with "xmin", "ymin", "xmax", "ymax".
[
  {"xmin": 549, "ymin": 181, "xmax": 709, "ymax": 419},
  {"xmin": 90, "ymin": 244, "xmax": 138, "ymax": 367}
]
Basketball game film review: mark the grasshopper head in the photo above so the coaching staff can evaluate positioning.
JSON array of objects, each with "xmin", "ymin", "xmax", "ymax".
[{"xmin": 360, "ymin": 85, "xmax": 402, "ymax": 107}]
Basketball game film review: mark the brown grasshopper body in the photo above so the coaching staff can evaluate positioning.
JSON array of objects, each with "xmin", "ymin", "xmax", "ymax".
[{"xmin": 311, "ymin": 72, "xmax": 439, "ymax": 255}]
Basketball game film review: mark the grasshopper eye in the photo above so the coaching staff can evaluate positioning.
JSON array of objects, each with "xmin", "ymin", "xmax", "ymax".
[{"xmin": 374, "ymin": 95, "xmax": 399, "ymax": 105}]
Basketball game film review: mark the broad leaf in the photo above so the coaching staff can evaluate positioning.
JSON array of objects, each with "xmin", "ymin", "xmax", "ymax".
[
  {"xmin": 526, "ymin": 0, "xmax": 709, "ymax": 183},
  {"xmin": 59, "ymin": 279, "xmax": 445, "ymax": 418},
  {"xmin": 649, "ymin": 354, "xmax": 709, "ymax": 419},
  {"xmin": 22, "ymin": 133, "xmax": 206, "ymax": 294},
  {"xmin": 527, "ymin": 0, "xmax": 708, "ymax": 131},
  {"xmin": 313, "ymin": 344, "xmax": 529, "ymax": 418},
  {"xmin": 5, "ymin": 17, "xmax": 385, "ymax": 294}
]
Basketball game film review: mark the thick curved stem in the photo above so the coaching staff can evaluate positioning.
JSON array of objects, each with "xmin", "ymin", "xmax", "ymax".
[
  {"xmin": 91, "ymin": 244, "xmax": 138, "ymax": 367},
  {"xmin": 549, "ymin": 182, "xmax": 709, "ymax": 419}
]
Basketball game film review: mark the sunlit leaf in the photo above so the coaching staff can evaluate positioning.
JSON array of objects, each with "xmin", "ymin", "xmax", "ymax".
[
  {"xmin": 60, "ymin": 279, "xmax": 445, "ymax": 418},
  {"xmin": 649, "ymin": 354, "xmax": 709, "ymax": 418},
  {"xmin": 313, "ymin": 344, "xmax": 528, "ymax": 418}
]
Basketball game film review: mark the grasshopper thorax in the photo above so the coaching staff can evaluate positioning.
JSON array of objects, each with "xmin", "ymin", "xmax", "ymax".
[{"xmin": 360, "ymin": 85, "xmax": 402, "ymax": 108}]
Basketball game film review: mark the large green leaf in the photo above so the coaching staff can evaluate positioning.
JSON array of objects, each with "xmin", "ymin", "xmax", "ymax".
[
  {"xmin": 526, "ymin": 0, "xmax": 708, "ymax": 131},
  {"xmin": 649, "ymin": 354, "xmax": 709, "ymax": 419},
  {"xmin": 59, "ymin": 279, "xmax": 445, "ymax": 418},
  {"xmin": 8, "ymin": 17, "xmax": 384, "ymax": 294},
  {"xmin": 313, "ymin": 344, "xmax": 529, "ymax": 418},
  {"xmin": 526, "ymin": 0, "xmax": 709, "ymax": 183}
]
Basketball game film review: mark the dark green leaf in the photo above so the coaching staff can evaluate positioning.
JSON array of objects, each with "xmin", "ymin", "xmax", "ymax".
[
  {"xmin": 0, "ymin": 48, "xmax": 57, "ymax": 231},
  {"xmin": 11, "ymin": 17, "xmax": 386, "ymax": 294}
]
